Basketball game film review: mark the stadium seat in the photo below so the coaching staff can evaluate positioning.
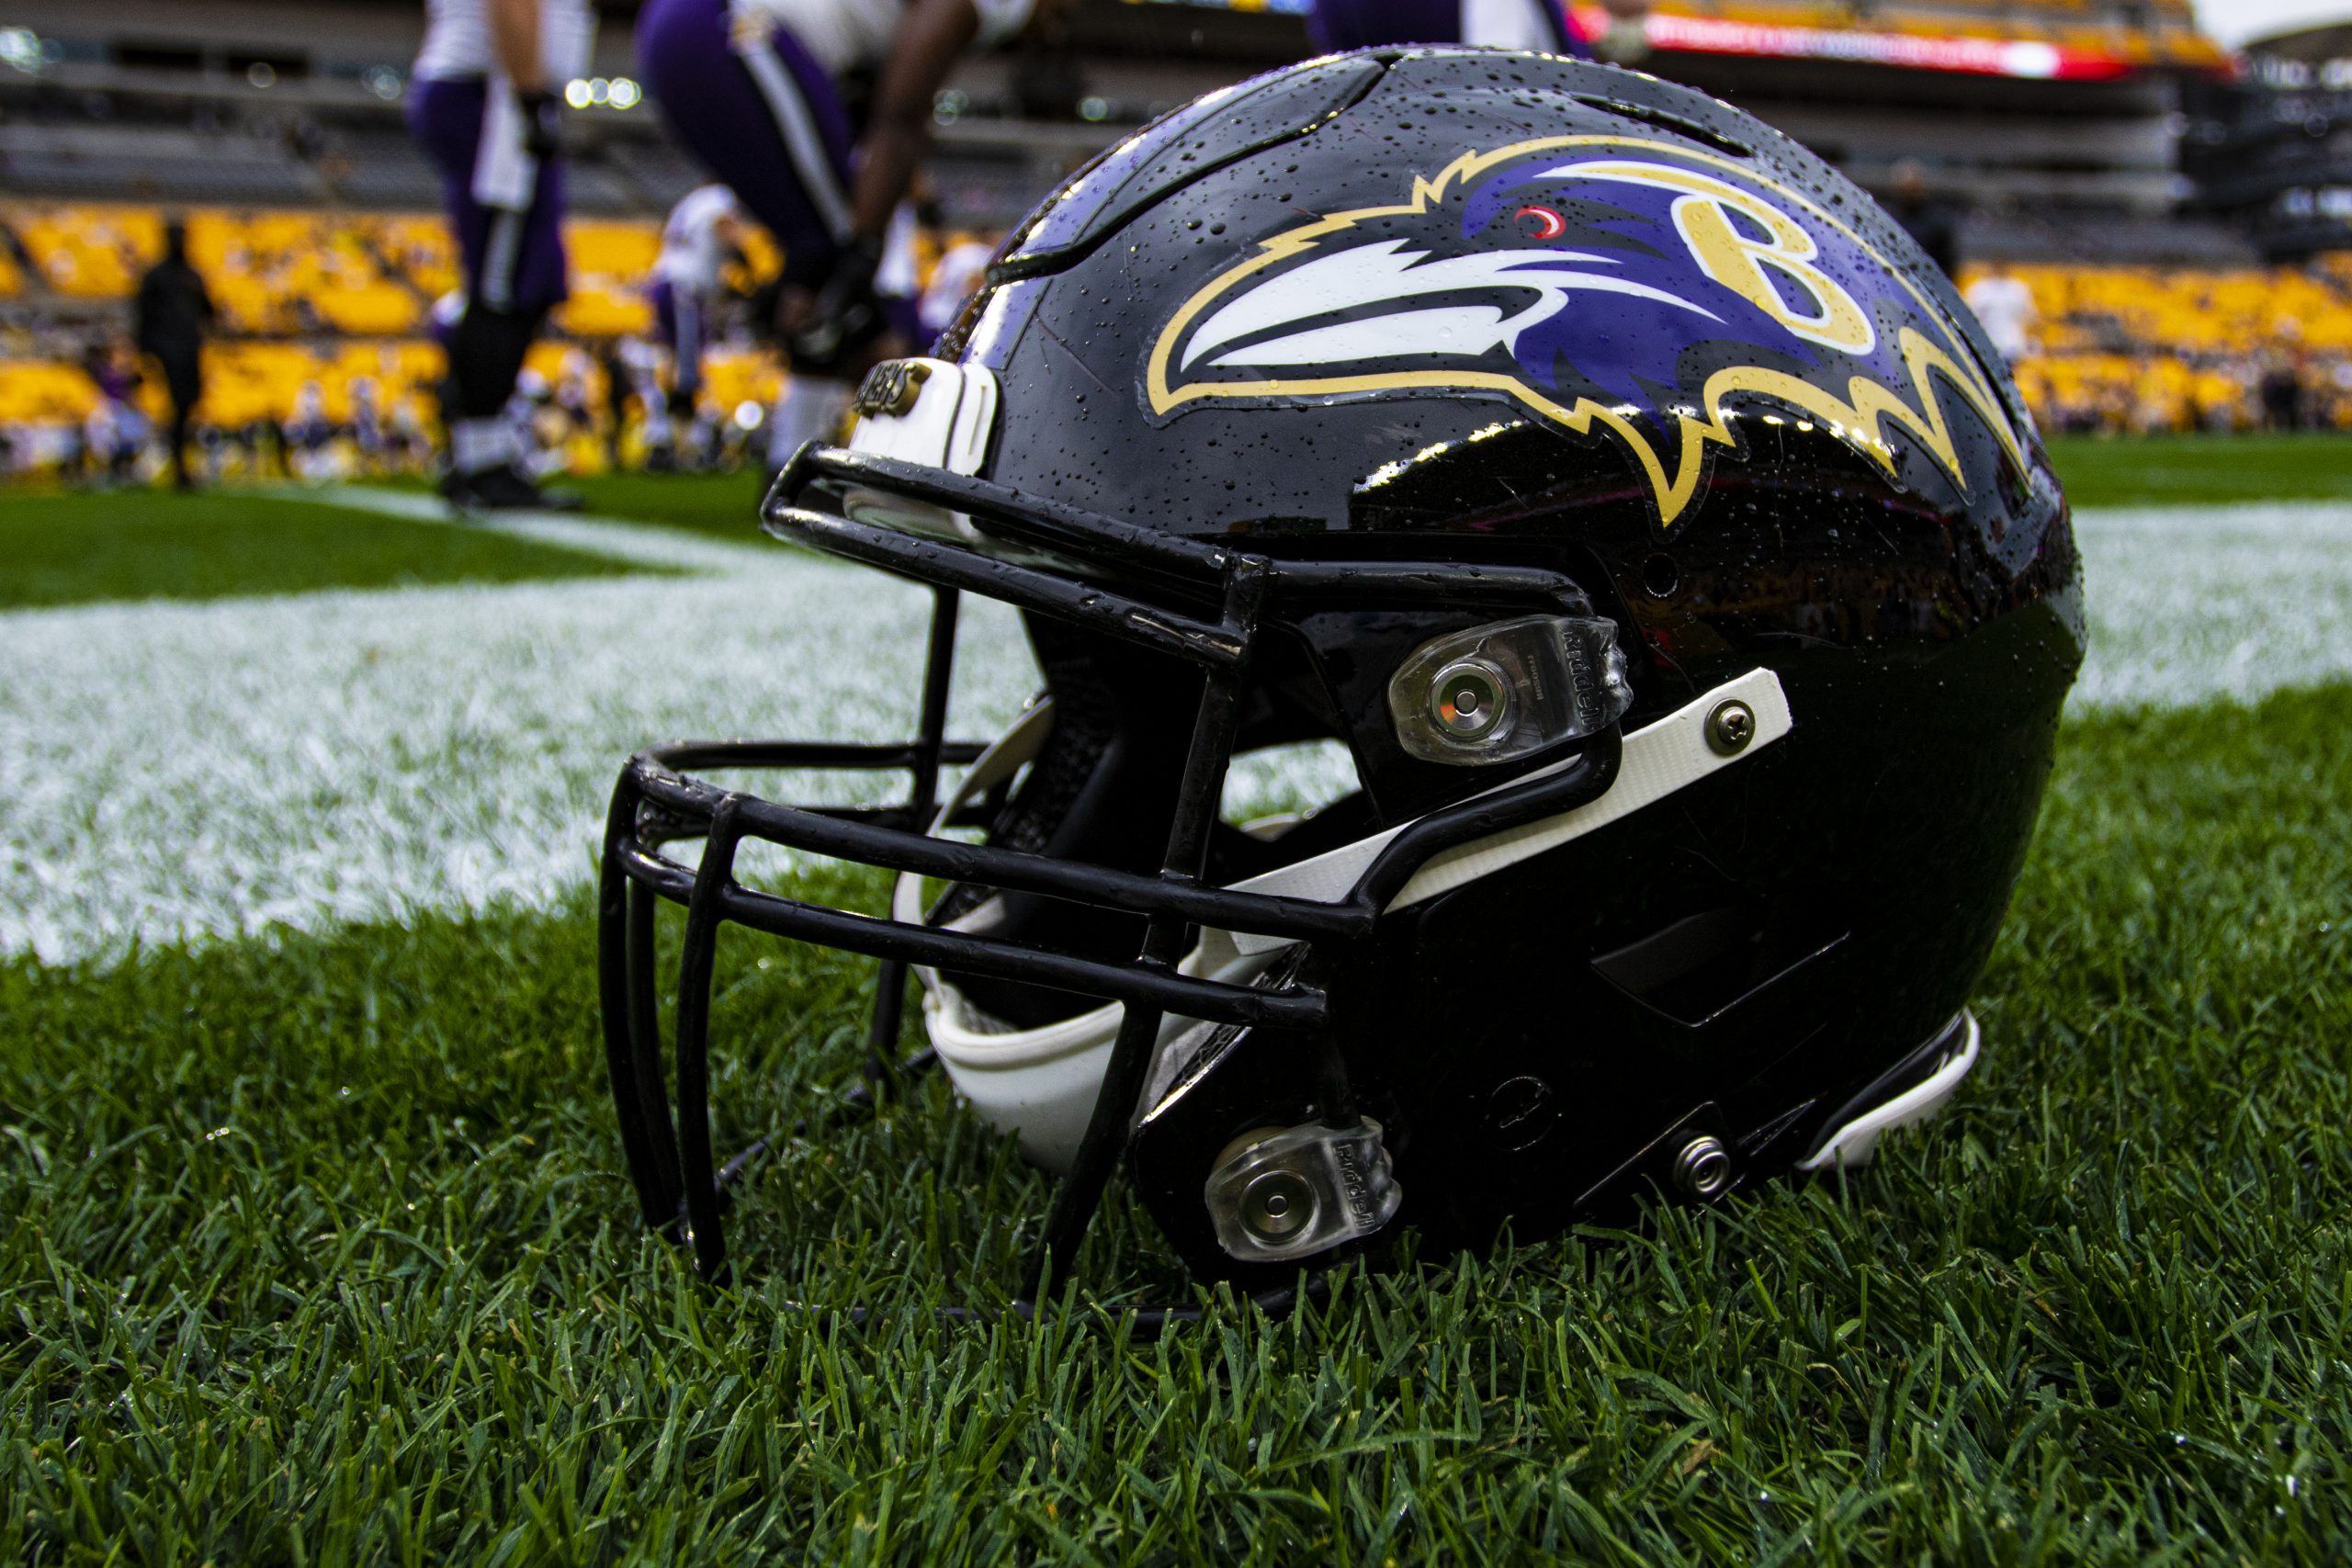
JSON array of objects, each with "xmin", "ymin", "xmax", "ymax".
[
  {"xmin": 554, "ymin": 219, "xmax": 661, "ymax": 338},
  {"xmin": 1956, "ymin": 256, "xmax": 2352, "ymax": 433}
]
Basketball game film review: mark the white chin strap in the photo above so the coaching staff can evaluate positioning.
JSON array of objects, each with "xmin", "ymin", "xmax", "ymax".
[{"xmin": 894, "ymin": 668, "xmax": 1796, "ymax": 1174}]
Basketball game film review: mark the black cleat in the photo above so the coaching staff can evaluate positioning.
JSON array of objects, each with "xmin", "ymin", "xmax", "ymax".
[{"xmin": 443, "ymin": 464, "xmax": 585, "ymax": 513}]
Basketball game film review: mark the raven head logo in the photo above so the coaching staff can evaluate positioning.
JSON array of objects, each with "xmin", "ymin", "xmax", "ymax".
[{"xmin": 1146, "ymin": 136, "xmax": 2023, "ymax": 526}]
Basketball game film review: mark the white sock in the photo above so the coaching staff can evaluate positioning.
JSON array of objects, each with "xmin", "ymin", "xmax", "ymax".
[
  {"xmin": 768, "ymin": 378, "xmax": 851, "ymax": 468},
  {"xmin": 451, "ymin": 417, "xmax": 515, "ymax": 476}
]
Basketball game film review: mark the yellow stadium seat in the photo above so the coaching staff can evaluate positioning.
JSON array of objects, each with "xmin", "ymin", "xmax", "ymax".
[{"xmin": 0, "ymin": 360, "xmax": 101, "ymax": 423}]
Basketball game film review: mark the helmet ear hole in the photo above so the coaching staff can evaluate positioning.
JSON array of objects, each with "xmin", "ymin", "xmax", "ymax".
[
  {"xmin": 928, "ymin": 615, "xmax": 1199, "ymax": 1030},
  {"xmin": 1223, "ymin": 739, "xmax": 1361, "ymax": 836}
]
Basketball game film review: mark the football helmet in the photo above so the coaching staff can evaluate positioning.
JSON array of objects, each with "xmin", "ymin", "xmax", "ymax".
[{"xmin": 600, "ymin": 48, "xmax": 2083, "ymax": 1304}]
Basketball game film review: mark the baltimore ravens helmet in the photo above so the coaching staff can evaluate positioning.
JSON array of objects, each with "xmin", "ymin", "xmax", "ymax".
[{"xmin": 599, "ymin": 47, "xmax": 2083, "ymax": 1306}]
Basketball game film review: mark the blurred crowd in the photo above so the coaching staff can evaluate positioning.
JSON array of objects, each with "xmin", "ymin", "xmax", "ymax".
[
  {"xmin": 0, "ymin": 199, "xmax": 993, "ymax": 487},
  {"xmin": 17, "ymin": 210, "xmax": 2352, "ymax": 491},
  {"xmin": 22, "ymin": 215, "xmax": 2352, "ymax": 493},
  {"xmin": 1958, "ymin": 256, "xmax": 2352, "ymax": 438},
  {"xmin": 40, "ymin": 332, "xmax": 777, "ymax": 487}
]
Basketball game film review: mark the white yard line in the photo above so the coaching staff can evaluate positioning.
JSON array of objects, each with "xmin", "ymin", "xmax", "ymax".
[
  {"xmin": 2071, "ymin": 503, "xmax": 2352, "ymax": 709},
  {"xmin": 1, "ymin": 499, "xmax": 2346, "ymax": 963},
  {"xmin": 0, "ymin": 561, "xmax": 1037, "ymax": 963},
  {"xmin": 289, "ymin": 482, "xmax": 782, "ymax": 573}
]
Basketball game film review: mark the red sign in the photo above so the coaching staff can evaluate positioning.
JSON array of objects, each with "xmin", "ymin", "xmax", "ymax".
[{"xmin": 1571, "ymin": 6, "xmax": 2143, "ymax": 81}]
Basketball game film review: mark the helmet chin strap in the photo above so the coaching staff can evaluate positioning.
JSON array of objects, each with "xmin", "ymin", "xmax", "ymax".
[{"xmin": 902, "ymin": 667, "xmax": 1795, "ymax": 1174}]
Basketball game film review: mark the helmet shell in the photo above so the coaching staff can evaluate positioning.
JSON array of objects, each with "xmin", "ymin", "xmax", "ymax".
[{"xmin": 931, "ymin": 48, "xmax": 2082, "ymax": 1275}]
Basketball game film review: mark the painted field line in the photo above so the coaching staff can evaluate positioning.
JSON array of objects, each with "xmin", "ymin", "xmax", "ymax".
[
  {"xmin": 259, "ymin": 482, "xmax": 783, "ymax": 574},
  {"xmin": 2073, "ymin": 502, "xmax": 2352, "ymax": 709},
  {"xmin": 0, "ymin": 561, "xmax": 1040, "ymax": 964}
]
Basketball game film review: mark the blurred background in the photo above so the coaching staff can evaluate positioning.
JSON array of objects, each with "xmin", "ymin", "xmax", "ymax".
[{"xmin": 0, "ymin": 0, "xmax": 2340, "ymax": 486}]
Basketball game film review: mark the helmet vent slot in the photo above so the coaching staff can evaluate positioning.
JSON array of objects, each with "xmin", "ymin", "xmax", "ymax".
[
  {"xmin": 1593, "ymin": 908, "xmax": 1849, "ymax": 1030},
  {"xmin": 1574, "ymin": 96, "xmax": 1755, "ymax": 161}
]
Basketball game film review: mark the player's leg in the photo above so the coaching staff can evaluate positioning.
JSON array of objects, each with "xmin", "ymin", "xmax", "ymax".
[
  {"xmin": 671, "ymin": 285, "xmax": 708, "ymax": 465},
  {"xmin": 406, "ymin": 73, "xmax": 578, "ymax": 510},
  {"xmin": 163, "ymin": 355, "xmax": 200, "ymax": 489},
  {"xmin": 643, "ymin": 281, "xmax": 683, "ymax": 467},
  {"xmin": 636, "ymin": 0, "xmax": 881, "ymax": 470},
  {"xmin": 1307, "ymin": 0, "xmax": 1588, "ymax": 52},
  {"xmin": 1306, "ymin": 0, "xmax": 1463, "ymax": 51},
  {"xmin": 671, "ymin": 288, "xmax": 703, "ymax": 406}
]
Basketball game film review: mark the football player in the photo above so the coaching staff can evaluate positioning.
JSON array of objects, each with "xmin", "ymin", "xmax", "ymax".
[
  {"xmin": 1308, "ymin": 0, "xmax": 1650, "ymax": 59},
  {"xmin": 634, "ymin": 0, "xmax": 1060, "ymax": 471},
  {"xmin": 408, "ymin": 0, "xmax": 594, "ymax": 511},
  {"xmin": 648, "ymin": 183, "xmax": 748, "ymax": 468}
]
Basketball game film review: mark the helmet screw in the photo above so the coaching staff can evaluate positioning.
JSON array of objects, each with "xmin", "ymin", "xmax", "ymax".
[
  {"xmin": 1430, "ymin": 658, "xmax": 1510, "ymax": 742},
  {"xmin": 1705, "ymin": 700, "xmax": 1756, "ymax": 756},
  {"xmin": 1672, "ymin": 1134, "xmax": 1734, "ymax": 1199},
  {"xmin": 1240, "ymin": 1168, "xmax": 1317, "ymax": 1242}
]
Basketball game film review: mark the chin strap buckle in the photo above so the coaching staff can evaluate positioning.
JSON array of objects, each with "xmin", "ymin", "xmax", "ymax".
[{"xmin": 1204, "ymin": 1118, "xmax": 1403, "ymax": 1263}]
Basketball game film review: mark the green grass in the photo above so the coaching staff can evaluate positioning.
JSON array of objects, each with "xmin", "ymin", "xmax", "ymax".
[
  {"xmin": 0, "ymin": 491, "xmax": 650, "ymax": 610},
  {"xmin": 361, "ymin": 469, "xmax": 775, "ymax": 545},
  {"xmin": 4, "ymin": 684, "xmax": 2347, "ymax": 1562},
  {"xmin": 568, "ymin": 470, "xmax": 775, "ymax": 543},
  {"xmin": 570, "ymin": 436, "xmax": 2352, "ymax": 530},
  {"xmin": 2048, "ymin": 432, "xmax": 2352, "ymax": 508}
]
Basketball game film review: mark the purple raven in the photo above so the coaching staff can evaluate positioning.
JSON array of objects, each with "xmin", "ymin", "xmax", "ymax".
[{"xmin": 1147, "ymin": 141, "xmax": 2019, "ymax": 523}]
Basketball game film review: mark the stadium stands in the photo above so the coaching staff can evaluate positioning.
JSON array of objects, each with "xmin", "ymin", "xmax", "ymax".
[
  {"xmin": 2183, "ymin": 21, "xmax": 2352, "ymax": 258},
  {"xmin": 1959, "ymin": 257, "xmax": 2352, "ymax": 434},
  {"xmin": 0, "ymin": 121, "xmax": 326, "ymax": 206},
  {"xmin": 602, "ymin": 141, "xmax": 710, "ymax": 215},
  {"xmin": 1, "ymin": 203, "xmax": 775, "ymax": 344},
  {"xmin": 12, "ymin": 191, "xmax": 2352, "ymax": 474},
  {"xmin": 557, "ymin": 220, "xmax": 660, "ymax": 340},
  {"xmin": 14, "ymin": 204, "xmax": 2352, "ymax": 460},
  {"xmin": 0, "ymin": 358, "xmax": 105, "ymax": 427},
  {"xmin": 323, "ymin": 128, "xmax": 446, "ymax": 212},
  {"xmin": 8, "ymin": 205, "xmax": 436, "ymax": 333},
  {"xmin": 0, "ymin": 0, "xmax": 2324, "ymax": 478},
  {"xmin": 14, "ymin": 204, "xmax": 158, "ymax": 297},
  {"xmin": 0, "ymin": 198, "xmax": 820, "ymax": 477}
]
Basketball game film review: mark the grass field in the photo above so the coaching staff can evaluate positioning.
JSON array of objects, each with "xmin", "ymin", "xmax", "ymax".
[
  {"xmin": 2048, "ymin": 433, "xmax": 2352, "ymax": 509},
  {"xmin": 563, "ymin": 469, "xmax": 774, "ymax": 542},
  {"xmin": 0, "ymin": 491, "xmax": 647, "ymax": 610},
  {"xmin": 3, "ymin": 438, "xmax": 2350, "ymax": 1561},
  {"xmin": 332, "ymin": 469, "xmax": 779, "ymax": 544}
]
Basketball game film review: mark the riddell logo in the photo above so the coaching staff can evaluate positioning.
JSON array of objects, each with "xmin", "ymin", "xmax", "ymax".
[
  {"xmin": 1332, "ymin": 1145, "xmax": 1378, "ymax": 1228},
  {"xmin": 853, "ymin": 358, "xmax": 931, "ymax": 419}
]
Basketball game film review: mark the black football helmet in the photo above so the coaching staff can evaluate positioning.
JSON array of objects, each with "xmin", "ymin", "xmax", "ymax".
[{"xmin": 600, "ymin": 48, "xmax": 2083, "ymax": 1307}]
